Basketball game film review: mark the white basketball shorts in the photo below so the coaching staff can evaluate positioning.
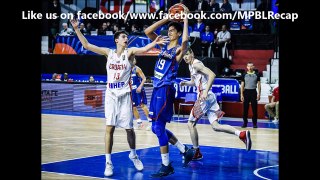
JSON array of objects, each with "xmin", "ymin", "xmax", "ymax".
[
  {"xmin": 104, "ymin": 91, "xmax": 133, "ymax": 129},
  {"xmin": 188, "ymin": 91, "xmax": 221, "ymax": 124}
]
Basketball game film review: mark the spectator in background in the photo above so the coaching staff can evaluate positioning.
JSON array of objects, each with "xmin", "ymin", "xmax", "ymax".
[
  {"xmin": 112, "ymin": 24, "xmax": 120, "ymax": 34},
  {"xmin": 51, "ymin": 73, "xmax": 57, "ymax": 81},
  {"xmin": 220, "ymin": 0, "xmax": 232, "ymax": 12},
  {"xmin": 181, "ymin": 0, "xmax": 197, "ymax": 12},
  {"xmin": 89, "ymin": 75, "xmax": 95, "ymax": 83},
  {"xmin": 214, "ymin": 28, "xmax": 218, "ymax": 37},
  {"xmin": 209, "ymin": 0, "xmax": 220, "ymax": 12},
  {"xmin": 143, "ymin": 25, "xmax": 148, "ymax": 32},
  {"xmin": 48, "ymin": 0, "xmax": 61, "ymax": 52},
  {"xmin": 86, "ymin": 22, "xmax": 95, "ymax": 35},
  {"xmin": 265, "ymin": 86, "xmax": 279, "ymax": 123},
  {"xmin": 98, "ymin": 22, "xmax": 109, "ymax": 35},
  {"xmin": 79, "ymin": 23, "xmax": 88, "ymax": 35},
  {"xmin": 200, "ymin": 25, "xmax": 214, "ymax": 56},
  {"xmin": 130, "ymin": 24, "xmax": 142, "ymax": 35},
  {"xmin": 62, "ymin": 73, "xmax": 69, "ymax": 81},
  {"xmin": 240, "ymin": 62, "xmax": 261, "ymax": 128},
  {"xmin": 213, "ymin": 24, "xmax": 231, "ymax": 67},
  {"xmin": 60, "ymin": 23, "xmax": 74, "ymax": 36},
  {"xmin": 193, "ymin": 19, "xmax": 205, "ymax": 33},
  {"xmin": 196, "ymin": 0, "xmax": 210, "ymax": 11}
]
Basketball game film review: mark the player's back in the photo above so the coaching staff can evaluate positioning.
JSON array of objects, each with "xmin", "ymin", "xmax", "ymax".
[
  {"xmin": 153, "ymin": 44, "xmax": 180, "ymax": 88},
  {"xmin": 131, "ymin": 66, "xmax": 142, "ymax": 90}
]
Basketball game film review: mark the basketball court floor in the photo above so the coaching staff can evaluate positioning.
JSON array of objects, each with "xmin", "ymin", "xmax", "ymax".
[{"xmin": 41, "ymin": 112, "xmax": 278, "ymax": 179}]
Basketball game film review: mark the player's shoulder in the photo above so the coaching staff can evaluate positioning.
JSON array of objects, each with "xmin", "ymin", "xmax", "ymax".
[{"xmin": 135, "ymin": 66, "xmax": 142, "ymax": 71}]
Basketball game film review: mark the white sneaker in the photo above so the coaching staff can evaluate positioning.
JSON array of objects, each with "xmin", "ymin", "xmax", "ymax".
[
  {"xmin": 272, "ymin": 118, "xmax": 279, "ymax": 123},
  {"xmin": 129, "ymin": 154, "xmax": 144, "ymax": 171},
  {"xmin": 104, "ymin": 162, "xmax": 114, "ymax": 177},
  {"xmin": 145, "ymin": 124, "xmax": 152, "ymax": 131},
  {"xmin": 134, "ymin": 122, "xmax": 144, "ymax": 130}
]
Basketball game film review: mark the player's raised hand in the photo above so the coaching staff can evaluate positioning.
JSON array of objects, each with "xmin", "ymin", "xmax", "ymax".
[
  {"xmin": 155, "ymin": 35, "xmax": 170, "ymax": 45},
  {"xmin": 180, "ymin": 4, "xmax": 189, "ymax": 14},
  {"xmin": 199, "ymin": 91, "xmax": 208, "ymax": 101},
  {"xmin": 70, "ymin": 18, "xmax": 79, "ymax": 29}
]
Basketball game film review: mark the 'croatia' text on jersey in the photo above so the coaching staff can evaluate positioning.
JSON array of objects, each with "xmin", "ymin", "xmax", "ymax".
[{"xmin": 106, "ymin": 49, "xmax": 132, "ymax": 96}]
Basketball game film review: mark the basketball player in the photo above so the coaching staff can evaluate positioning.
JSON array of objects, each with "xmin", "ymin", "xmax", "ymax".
[
  {"xmin": 144, "ymin": 4, "xmax": 196, "ymax": 177},
  {"xmin": 70, "ymin": 18, "xmax": 169, "ymax": 177},
  {"xmin": 180, "ymin": 48, "xmax": 252, "ymax": 160},
  {"xmin": 131, "ymin": 57, "xmax": 153, "ymax": 130}
]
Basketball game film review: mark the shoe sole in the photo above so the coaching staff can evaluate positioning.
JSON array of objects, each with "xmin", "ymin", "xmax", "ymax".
[
  {"xmin": 150, "ymin": 170, "xmax": 174, "ymax": 178},
  {"xmin": 192, "ymin": 156, "xmax": 203, "ymax": 161},
  {"xmin": 246, "ymin": 131, "xmax": 252, "ymax": 151}
]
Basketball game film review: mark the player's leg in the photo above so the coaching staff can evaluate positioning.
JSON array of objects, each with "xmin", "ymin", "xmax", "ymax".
[
  {"xmin": 132, "ymin": 91, "xmax": 143, "ymax": 129},
  {"xmin": 150, "ymin": 86, "xmax": 194, "ymax": 177},
  {"xmin": 149, "ymin": 87, "xmax": 174, "ymax": 177},
  {"xmin": 242, "ymin": 90, "xmax": 250, "ymax": 128},
  {"xmin": 104, "ymin": 92, "xmax": 117, "ymax": 176},
  {"xmin": 265, "ymin": 102, "xmax": 276, "ymax": 118},
  {"xmin": 207, "ymin": 93, "xmax": 252, "ymax": 151},
  {"xmin": 186, "ymin": 92, "xmax": 217, "ymax": 160},
  {"xmin": 273, "ymin": 101, "xmax": 279, "ymax": 123},
  {"xmin": 119, "ymin": 92, "xmax": 144, "ymax": 171},
  {"xmin": 141, "ymin": 103, "xmax": 152, "ymax": 130}
]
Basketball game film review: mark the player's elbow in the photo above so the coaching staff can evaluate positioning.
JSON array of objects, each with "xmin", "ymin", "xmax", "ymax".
[
  {"xmin": 83, "ymin": 43, "xmax": 89, "ymax": 49},
  {"xmin": 144, "ymin": 29, "xmax": 152, "ymax": 36}
]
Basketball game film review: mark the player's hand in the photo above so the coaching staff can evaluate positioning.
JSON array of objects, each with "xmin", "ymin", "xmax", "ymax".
[
  {"xmin": 199, "ymin": 91, "xmax": 208, "ymax": 101},
  {"xmin": 180, "ymin": 4, "xmax": 189, "ymax": 14},
  {"xmin": 70, "ymin": 18, "xmax": 79, "ymax": 29},
  {"xmin": 241, "ymin": 95, "xmax": 244, "ymax": 102},
  {"xmin": 136, "ymin": 87, "xmax": 142, "ymax": 93},
  {"xmin": 155, "ymin": 35, "xmax": 170, "ymax": 45},
  {"xmin": 180, "ymin": 81, "xmax": 187, "ymax": 86},
  {"xmin": 257, "ymin": 94, "xmax": 260, "ymax": 101}
]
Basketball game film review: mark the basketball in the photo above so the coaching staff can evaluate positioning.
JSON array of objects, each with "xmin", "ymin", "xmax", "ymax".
[{"xmin": 169, "ymin": 3, "xmax": 185, "ymax": 22}]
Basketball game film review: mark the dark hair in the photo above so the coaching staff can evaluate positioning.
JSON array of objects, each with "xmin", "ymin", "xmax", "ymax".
[
  {"xmin": 186, "ymin": 47, "xmax": 193, "ymax": 54},
  {"xmin": 114, "ymin": 30, "xmax": 129, "ymax": 43},
  {"xmin": 168, "ymin": 22, "xmax": 183, "ymax": 33}
]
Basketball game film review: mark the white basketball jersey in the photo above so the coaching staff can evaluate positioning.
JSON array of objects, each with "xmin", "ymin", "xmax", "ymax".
[
  {"xmin": 189, "ymin": 59, "xmax": 208, "ymax": 94},
  {"xmin": 106, "ymin": 49, "xmax": 132, "ymax": 97}
]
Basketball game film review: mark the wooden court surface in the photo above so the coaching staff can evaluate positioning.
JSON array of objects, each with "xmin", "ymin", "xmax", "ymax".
[{"xmin": 42, "ymin": 114, "xmax": 278, "ymax": 179}]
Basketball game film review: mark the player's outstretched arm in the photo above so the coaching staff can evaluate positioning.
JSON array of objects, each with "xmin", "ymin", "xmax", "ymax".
[
  {"xmin": 129, "ymin": 35, "xmax": 169, "ymax": 56},
  {"xmin": 70, "ymin": 19, "xmax": 110, "ymax": 56},
  {"xmin": 175, "ymin": 6, "xmax": 189, "ymax": 62}
]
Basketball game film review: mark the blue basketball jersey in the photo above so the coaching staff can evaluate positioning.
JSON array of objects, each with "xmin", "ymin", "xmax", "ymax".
[{"xmin": 153, "ymin": 45, "xmax": 180, "ymax": 88}]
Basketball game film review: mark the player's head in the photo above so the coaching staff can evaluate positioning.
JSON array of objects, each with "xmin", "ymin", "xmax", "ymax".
[
  {"xmin": 183, "ymin": 47, "xmax": 194, "ymax": 64},
  {"xmin": 114, "ymin": 30, "xmax": 129, "ymax": 47},
  {"xmin": 167, "ymin": 22, "xmax": 183, "ymax": 41},
  {"xmin": 246, "ymin": 62, "xmax": 254, "ymax": 72}
]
